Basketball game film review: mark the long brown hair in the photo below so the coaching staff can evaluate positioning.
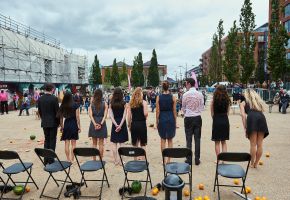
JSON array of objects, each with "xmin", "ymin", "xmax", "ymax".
[
  {"xmin": 213, "ymin": 85, "xmax": 231, "ymax": 112},
  {"xmin": 130, "ymin": 87, "xmax": 143, "ymax": 108},
  {"xmin": 111, "ymin": 87, "xmax": 125, "ymax": 109},
  {"xmin": 93, "ymin": 89, "xmax": 103, "ymax": 112}
]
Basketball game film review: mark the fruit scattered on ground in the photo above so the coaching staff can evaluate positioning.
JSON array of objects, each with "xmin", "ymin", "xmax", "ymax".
[
  {"xmin": 149, "ymin": 124, "xmax": 154, "ymax": 127},
  {"xmin": 131, "ymin": 180, "xmax": 142, "ymax": 193},
  {"xmin": 13, "ymin": 185, "xmax": 24, "ymax": 195},
  {"xmin": 245, "ymin": 186, "xmax": 251, "ymax": 194},
  {"xmin": 234, "ymin": 179, "xmax": 240, "ymax": 185},
  {"xmin": 261, "ymin": 197, "xmax": 267, "ymax": 200},
  {"xmin": 25, "ymin": 186, "xmax": 30, "ymax": 193},
  {"xmin": 255, "ymin": 197, "xmax": 261, "ymax": 200},
  {"xmin": 204, "ymin": 195, "xmax": 210, "ymax": 200},
  {"xmin": 258, "ymin": 161, "xmax": 263, "ymax": 165},
  {"xmin": 151, "ymin": 187, "xmax": 158, "ymax": 196},
  {"xmin": 183, "ymin": 188, "xmax": 190, "ymax": 196},
  {"xmin": 198, "ymin": 183, "xmax": 204, "ymax": 190},
  {"xmin": 30, "ymin": 135, "xmax": 36, "ymax": 140},
  {"xmin": 265, "ymin": 153, "xmax": 270, "ymax": 157}
]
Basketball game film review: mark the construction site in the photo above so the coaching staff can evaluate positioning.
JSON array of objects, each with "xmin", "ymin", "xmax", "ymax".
[{"xmin": 0, "ymin": 13, "xmax": 88, "ymax": 94}]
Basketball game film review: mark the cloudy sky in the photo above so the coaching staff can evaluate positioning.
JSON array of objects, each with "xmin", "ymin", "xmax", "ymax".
[{"xmin": 0, "ymin": 0, "xmax": 268, "ymax": 78}]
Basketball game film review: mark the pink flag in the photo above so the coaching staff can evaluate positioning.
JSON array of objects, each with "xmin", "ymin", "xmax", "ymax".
[
  {"xmin": 128, "ymin": 74, "xmax": 131, "ymax": 90},
  {"xmin": 191, "ymin": 71, "xmax": 198, "ymax": 88}
]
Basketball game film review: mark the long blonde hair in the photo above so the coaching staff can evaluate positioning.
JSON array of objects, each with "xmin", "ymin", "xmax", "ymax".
[
  {"xmin": 130, "ymin": 87, "xmax": 143, "ymax": 108},
  {"xmin": 244, "ymin": 88, "xmax": 267, "ymax": 112}
]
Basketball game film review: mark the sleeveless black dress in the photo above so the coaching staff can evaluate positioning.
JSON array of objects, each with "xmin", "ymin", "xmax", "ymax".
[
  {"xmin": 211, "ymin": 100, "xmax": 230, "ymax": 141},
  {"xmin": 110, "ymin": 107, "xmax": 129, "ymax": 143},
  {"xmin": 130, "ymin": 105, "xmax": 147, "ymax": 146},
  {"xmin": 61, "ymin": 103, "xmax": 79, "ymax": 141},
  {"xmin": 241, "ymin": 96, "xmax": 269, "ymax": 138}
]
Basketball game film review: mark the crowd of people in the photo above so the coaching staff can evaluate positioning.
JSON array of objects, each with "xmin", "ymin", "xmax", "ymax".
[{"xmin": 35, "ymin": 79, "xmax": 269, "ymax": 170}]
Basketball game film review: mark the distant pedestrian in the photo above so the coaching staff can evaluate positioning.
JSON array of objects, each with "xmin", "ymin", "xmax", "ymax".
[
  {"xmin": 156, "ymin": 81, "xmax": 177, "ymax": 164},
  {"xmin": 38, "ymin": 83, "xmax": 60, "ymax": 165},
  {"xmin": 74, "ymin": 90, "xmax": 83, "ymax": 113},
  {"xmin": 88, "ymin": 89, "xmax": 108, "ymax": 159},
  {"xmin": 58, "ymin": 92, "xmax": 80, "ymax": 162},
  {"xmin": 84, "ymin": 96, "xmax": 90, "ymax": 114},
  {"xmin": 19, "ymin": 93, "xmax": 30, "ymax": 116},
  {"xmin": 240, "ymin": 88, "xmax": 269, "ymax": 168},
  {"xmin": 13, "ymin": 92, "xmax": 19, "ymax": 110},
  {"xmin": 0, "ymin": 90, "xmax": 9, "ymax": 114},
  {"xmin": 210, "ymin": 85, "xmax": 231, "ymax": 159},
  {"xmin": 150, "ymin": 90, "xmax": 157, "ymax": 112}
]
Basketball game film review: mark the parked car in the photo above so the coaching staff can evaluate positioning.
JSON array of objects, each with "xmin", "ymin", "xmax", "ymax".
[{"xmin": 207, "ymin": 82, "xmax": 230, "ymax": 92}]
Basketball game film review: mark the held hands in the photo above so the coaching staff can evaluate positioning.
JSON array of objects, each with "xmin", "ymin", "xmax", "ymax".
[
  {"xmin": 94, "ymin": 123, "xmax": 102, "ymax": 130},
  {"xmin": 115, "ymin": 125, "xmax": 122, "ymax": 132}
]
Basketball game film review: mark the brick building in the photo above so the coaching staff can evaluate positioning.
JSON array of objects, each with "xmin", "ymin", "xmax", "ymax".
[{"xmin": 101, "ymin": 61, "xmax": 167, "ymax": 86}]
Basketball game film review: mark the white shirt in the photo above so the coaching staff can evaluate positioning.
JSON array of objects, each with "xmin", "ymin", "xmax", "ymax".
[{"xmin": 182, "ymin": 87, "xmax": 204, "ymax": 117}]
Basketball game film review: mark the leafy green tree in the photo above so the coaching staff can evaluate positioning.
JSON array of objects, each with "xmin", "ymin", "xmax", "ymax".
[
  {"xmin": 131, "ymin": 57, "xmax": 139, "ymax": 87},
  {"xmin": 209, "ymin": 33, "xmax": 219, "ymax": 82},
  {"xmin": 110, "ymin": 58, "xmax": 120, "ymax": 87},
  {"xmin": 137, "ymin": 52, "xmax": 144, "ymax": 86},
  {"xmin": 104, "ymin": 67, "xmax": 111, "ymax": 84},
  {"xmin": 268, "ymin": 0, "xmax": 289, "ymax": 80},
  {"xmin": 148, "ymin": 49, "xmax": 160, "ymax": 87},
  {"xmin": 239, "ymin": 0, "xmax": 256, "ymax": 83},
  {"xmin": 89, "ymin": 54, "xmax": 102, "ymax": 86},
  {"xmin": 255, "ymin": 46, "xmax": 266, "ymax": 84},
  {"xmin": 120, "ymin": 61, "xmax": 128, "ymax": 82},
  {"xmin": 223, "ymin": 21, "xmax": 240, "ymax": 83},
  {"xmin": 217, "ymin": 19, "xmax": 224, "ymax": 81}
]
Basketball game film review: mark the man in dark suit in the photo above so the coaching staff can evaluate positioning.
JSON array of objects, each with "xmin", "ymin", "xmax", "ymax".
[{"xmin": 38, "ymin": 83, "xmax": 59, "ymax": 164}]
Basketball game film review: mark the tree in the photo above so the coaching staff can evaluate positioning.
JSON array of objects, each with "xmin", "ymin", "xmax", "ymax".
[
  {"xmin": 209, "ymin": 33, "xmax": 219, "ymax": 82},
  {"xmin": 104, "ymin": 67, "xmax": 111, "ymax": 84},
  {"xmin": 110, "ymin": 58, "xmax": 120, "ymax": 87},
  {"xmin": 148, "ymin": 49, "xmax": 160, "ymax": 87},
  {"xmin": 137, "ymin": 52, "xmax": 144, "ymax": 86},
  {"xmin": 239, "ymin": 0, "xmax": 256, "ymax": 83},
  {"xmin": 268, "ymin": 0, "xmax": 289, "ymax": 80},
  {"xmin": 223, "ymin": 20, "xmax": 240, "ymax": 83},
  {"xmin": 255, "ymin": 46, "xmax": 266, "ymax": 84},
  {"xmin": 131, "ymin": 57, "xmax": 139, "ymax": 87},
  {"xmin": 120, "ymin": 60, "xmax": 128, "ymax": 82},
  {"xmin": 217, "ymin": 19, "xmax": 224, "ymax": 81},
  {"xmin": 89, "ymin": 54, "xmax": 102, "ymax": 86}
]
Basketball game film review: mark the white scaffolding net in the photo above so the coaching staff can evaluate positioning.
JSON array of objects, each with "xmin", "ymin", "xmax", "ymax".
[{"xmin": 0, "ymin": 14, "xmax": 88, "ymax": 84}]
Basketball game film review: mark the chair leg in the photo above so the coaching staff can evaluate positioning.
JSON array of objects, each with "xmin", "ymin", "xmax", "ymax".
[
  {"xmin": 144, "ymin": 171, "xmax": 149, "ymax": 196},
  {"xmin": 213, "ymin": 173, "xmax": 217, "ymax": 192},
  {"xmin": 189, "ymin": 173, "xmax": 192, "ymax": 199},
  {"xmin": 242, "ymin": 178, "xmax": 247, "ymax": 199},
  {"xmin": 216, "ymin": 176, "xmax": 220, "ymax": 200},
  {"xmin": 99, "ymin": 172, "xmax": 105, "ymax": 200},
  {"xmin": 81, "ymin": 171, "xmax": 88, "ymax": 187},
  {"xmin": 50, "ymin": 173, "xmax": 60, "ymax": 187},
  {"xmin": 18, "ymin": 172, "xmax": 31, "ymax": 200},
  {"xmin": 0, "ymin": 175, "xmax": 10, "ymax": 199},
  {"xmin": 56, "ymin": 167, "xmax": 71, "ymax": 199},
  {"xmin": 121, "ymin": 173, "xmax": 128, "ymax": 200},
  {"xmin": 40, "ymin": 174, "xmax": 52, "ymax": 198},
  {"xmin": 103, "ymin": 169, "xmax": 110, "ymax": 187},
  {"xmin": 147, "ymin": 168, "xmax": 153, "ymax": 189},
  {"xmin": 27, "ymin": 167, "xmax": 39, "ymax": 189}
]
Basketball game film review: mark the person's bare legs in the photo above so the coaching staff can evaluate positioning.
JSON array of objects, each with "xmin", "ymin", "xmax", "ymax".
[
  {"xmin": 221, "ymin": 141, "xmax": 227, "ymax": 153},
  {"xmin": 99, "ymin": 139, "xmax": 104, "ymax": 158},
  {"xmin": 118, "ymin": 143, "xmax": 123, "ymax": 166},
  {"xmin": 161, "ymin": 139, "xmax": 167, "ymax": 164},
  {"xmin": 166, "ymin": 139, "xmax": 173, "ymax": 163},
  {"xmin": 71, "ymin": 140, "xmax": 76, "ymax": 162},
  {"xmin": 64, "ymin": 140, "xmax": 70, "ymax": 161},
  {"xmin": 254, "ymin": 132, "xmax": 265, "ymax": 168},
  {"xmin": 249, "ymin": 132, "xmax": 258, "ymax": 167},
  {"xmin": 111, "ymin": 143, "xmax": 118, "ymax": 165},
  {"xmin": 215, "ymin": 141, "xmax": 221, "ymax": 158},
  {"xmin": 92, "ymin": 138, "xmax": 98, "ymax": 160}
]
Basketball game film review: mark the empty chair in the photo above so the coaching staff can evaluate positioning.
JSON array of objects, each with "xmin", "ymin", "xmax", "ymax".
[
  {"xmin": 118, "ymin": 147, "xmax": 153, "ymax": 200},
  {"xmin": 73, "ymin": 147, "xmax": 110, "ymax": 199},
  {"xmin": 213, "ymin": 152, "xmax": 251, "ymax": 200},
  {"xmin": 162, "ymin": 148, "xmax": 193, "ymax": 199},
  {"xmin": 34, "ymin": 148, "xmax": 73, "ymax": 199},
  {"xmin": 0, "ymin": 150, "xmax": 38, "ymax": 200}
]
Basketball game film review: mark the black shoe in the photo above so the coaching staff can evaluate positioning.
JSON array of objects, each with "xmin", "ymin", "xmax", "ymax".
[{"xmin": 195, "ymin": 160, "xmax": 201, "ymax": 166}]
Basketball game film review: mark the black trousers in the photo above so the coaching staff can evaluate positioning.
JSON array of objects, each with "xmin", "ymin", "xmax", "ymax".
[
  {"xmin": 184, "ymin": 116, "xmax": 202, "ymax": 162},
  {"xmin": 1, "ymin": 101, "xmax": 8, "ymax": 114},
  {"xmin": 43, "ymin": 127, "xmax": 58, "ymax": 164}
]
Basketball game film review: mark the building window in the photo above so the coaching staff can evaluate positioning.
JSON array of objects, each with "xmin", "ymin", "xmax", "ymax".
[
  {"xmin": 285, "ymin": 20, "xmax": 290, "ymax": 33},
  {"xmin": 286, "ymin": 39, "xmax": 290, "ymax": 49},
  {"xmin": 287, "ymin": 52, "xmax": 290, "ymax": 60},
  {"xmin": 257, "ymin": 35, "xmax": 264, "ymax": 42},
  {"xmin": 285, "ymin": 4, "xmax": 290, "ymax": 17}
]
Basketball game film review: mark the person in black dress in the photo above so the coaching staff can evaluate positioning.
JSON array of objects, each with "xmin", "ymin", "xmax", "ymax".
[
  {"xmin": 127, "ymin": 87, "xmax": 148, "ymax": 159},
  {"xmin": 109, "ymin": 88, "xmax": 128, "ymax": 166},
  {"xmin": 58, "ymin": 92, "xmax": 81, "ymax": 162},
  {"xmin": 210, "ymin": 85, "xmax": 231, "ymax": 159},
  {"xmin": 156, "ymin": 81, "xmax": 177, "ymax": 163},
  {"xmin": 240, "ymin": 88, "xmax": 269, "ymax": 168}
]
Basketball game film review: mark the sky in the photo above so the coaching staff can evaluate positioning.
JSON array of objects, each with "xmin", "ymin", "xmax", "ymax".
[{"xmin": 0, "ymin": 0, "xmax": 268, "ymax": 78}]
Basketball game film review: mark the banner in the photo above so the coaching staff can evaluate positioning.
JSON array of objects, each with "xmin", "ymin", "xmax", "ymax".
[{"xmin": 191, "ymin": 71, "xmax": 199, "ymax": 89}]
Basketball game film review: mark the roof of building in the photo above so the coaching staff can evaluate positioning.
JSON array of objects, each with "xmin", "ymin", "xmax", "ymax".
[
  {"xmin": 103, "ymin": 61, "xmax": 132, "ymax": 68},
  {"xmin": 254, "ymin": 23, "xmax": 268, "ymax": 33},
  {"xmin": 143, "ymin": 60, "xmax": 166, "ymax": 66},
  {"xmin": 167, "ymin": 77, "xmax": 177, "ymax": 83}
]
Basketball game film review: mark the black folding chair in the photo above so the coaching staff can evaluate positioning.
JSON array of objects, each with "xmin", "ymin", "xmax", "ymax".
[
  {"xmin": 0, "ymin": 150, "xmax": 38, "ymax": 200},
  {"xmin": 213, "ymin": 152, "xmax": 251, "ymax": 200},
  {"xmin": 162, "ymin": 148, "xmax": 193, "ymax": 199},
  {"xmin": 73, "ymin": 147, "xmax": 110, "ymax": 199},
  {"xmin": 118, "ymin": 147, "xmax": 153, "ymax": 200},
  {"xmin": 0, "ymin": 162, "xmax": 5, "ymax": 184},
  {"xmin": 34, "ymin": 148, "xmax": 73, "ymax": 199}
]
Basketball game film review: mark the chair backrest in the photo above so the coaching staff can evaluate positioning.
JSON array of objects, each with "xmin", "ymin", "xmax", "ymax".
[
  {"xmin": 118, "ymin": 147, "xmax": 146, "ymax": 157},
  {"xmin": 73, "ymin": 147, "xmax": 100, "ymax": 157},
  {"xmin": 162, "ymin": 148, "xmax": 192, "ymax": 159},
  {"xmin": 217, "ymin": 152, "xmax": 251, "ymax": 162},
  {"xmin": 34, "ymin": 148, "xmax": 57, "ymax": 159},
  {"xmin": 0, "ymin": 151, "xmax": 19, "ymax": 160}
]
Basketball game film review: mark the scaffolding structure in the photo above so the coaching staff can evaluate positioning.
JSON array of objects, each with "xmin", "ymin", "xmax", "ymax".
[{"xmin": 0, "ymin": 13, "xmax": 88, "ymax": 84}]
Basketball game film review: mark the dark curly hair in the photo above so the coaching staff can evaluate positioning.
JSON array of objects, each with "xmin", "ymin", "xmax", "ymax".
[{"xmin": 213, "ymin": 85, "xmax": 231, "ymax": 114}]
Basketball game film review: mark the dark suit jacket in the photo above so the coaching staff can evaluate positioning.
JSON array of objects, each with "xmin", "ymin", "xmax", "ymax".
[{"xmin": 38, "ymin": 93, "xmax": 60, "ymax": 128}]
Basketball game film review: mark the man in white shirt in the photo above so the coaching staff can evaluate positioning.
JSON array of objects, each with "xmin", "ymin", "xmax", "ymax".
[{"xmin": 182, "ymin": 78, "xmax": 204, "ymax": 165}]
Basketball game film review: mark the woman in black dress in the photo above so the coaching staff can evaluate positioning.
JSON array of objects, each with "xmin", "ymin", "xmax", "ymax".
[
  {"xmin": 109, "ymin": 88, "xmax": 128, "ymax": 166},
  {"xmin": 58, "ymin": 92, "xmax": 81, "ymax": 162},
  {"xmin": 210, "ymin": 85, "xmax": 231, "ymax": 159},
  {"xmin": 240, "ymin": 88, "xmax": 269, "ymax": 168},
  {"xmin": 127, "ymin": 87, "xmax": 148, "ymax": 154}
]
